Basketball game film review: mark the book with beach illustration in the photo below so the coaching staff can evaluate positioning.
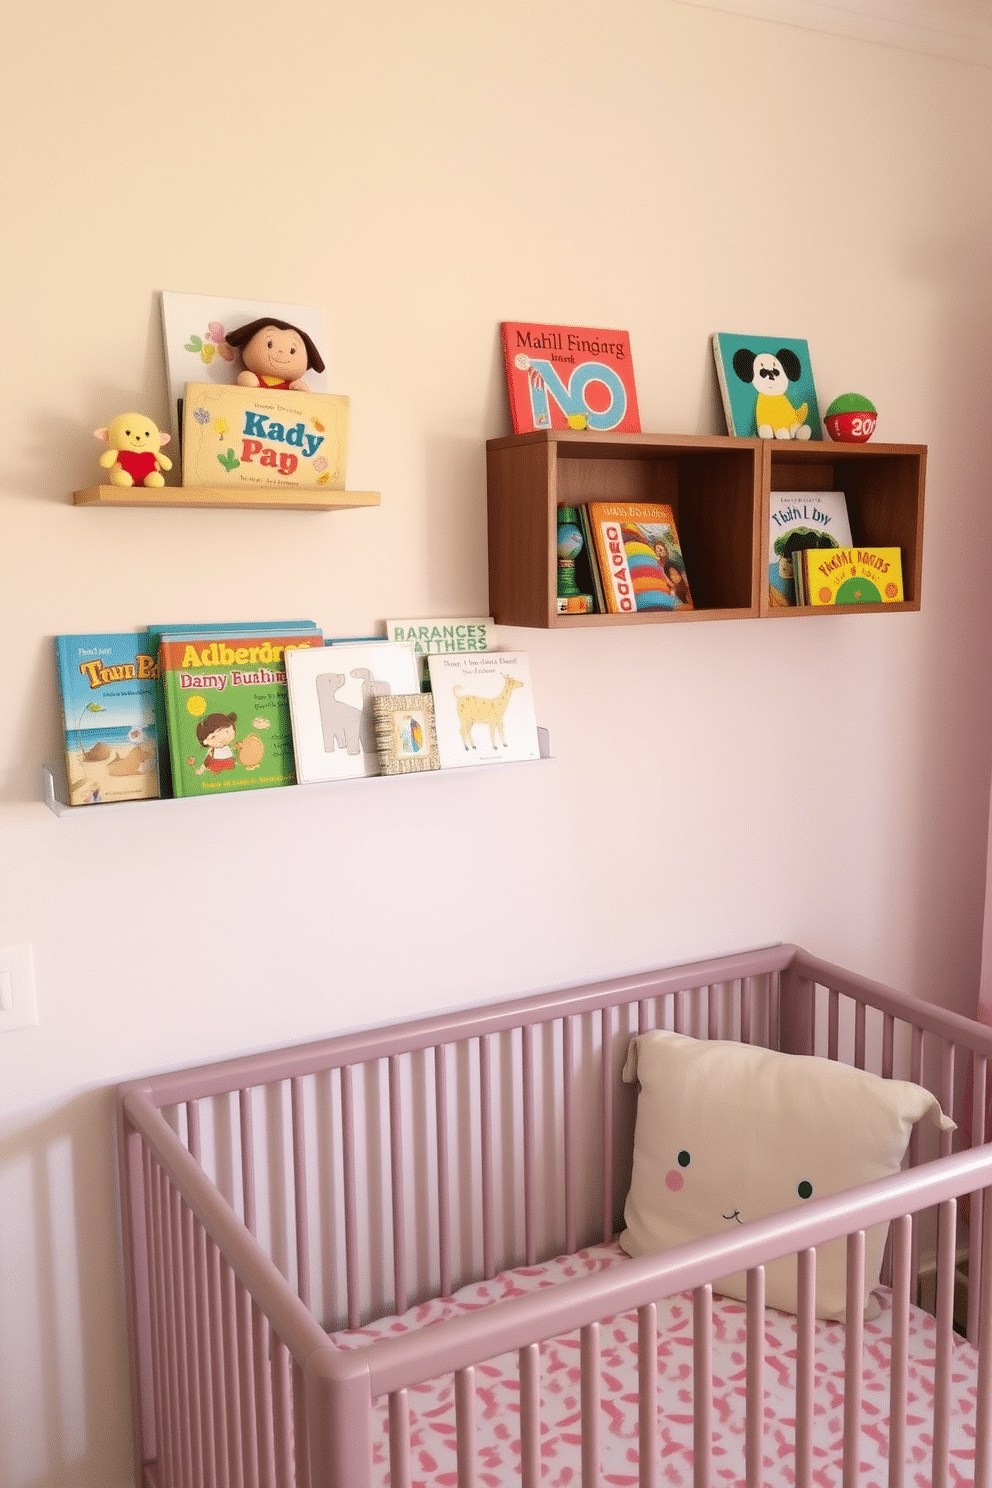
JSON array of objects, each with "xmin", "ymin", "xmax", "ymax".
[
  {"xmin": 55, "ymin": 632, "xmax": 161, "ymax": 806},
  {"xmin": 158, "ymin": 628, "xmax": 324, "ymax": 798}
]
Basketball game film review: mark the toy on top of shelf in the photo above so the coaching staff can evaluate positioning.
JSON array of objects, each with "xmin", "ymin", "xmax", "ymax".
[
  {"xmin": 712, "ymin": 334, "xmax": 821, "ymax": 441},
  {"xmin": 94, "ymin": 413, "xmax": 173, "ymax": 488},
  {"xmin": 824, "ymin": 393, "xmax": 877, "ymax": 443},
  {"xmin": 225, "ymin": 318, "xmax": 325, "ymax": 392}
]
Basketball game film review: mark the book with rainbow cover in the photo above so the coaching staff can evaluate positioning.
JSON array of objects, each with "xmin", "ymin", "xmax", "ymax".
[{"xmin": 585, "ymin": 502, "xmax": 693, "ymax": 614}]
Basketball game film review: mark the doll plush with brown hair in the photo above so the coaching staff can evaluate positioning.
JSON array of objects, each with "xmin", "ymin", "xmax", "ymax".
[{"xmin": 225, "ymin": 318, "xmax": 325, "ymax": 392}]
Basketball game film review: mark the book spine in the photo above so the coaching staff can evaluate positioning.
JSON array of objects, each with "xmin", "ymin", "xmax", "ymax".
[{"xmin": 596, "ymin": 516, "xmax": 636, "ymax": 614}]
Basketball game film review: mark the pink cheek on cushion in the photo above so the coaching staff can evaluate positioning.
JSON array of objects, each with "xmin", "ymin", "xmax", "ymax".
[{"xmin": 665, "ymin": 1169, "xmax": 685, "ymax": 1192}]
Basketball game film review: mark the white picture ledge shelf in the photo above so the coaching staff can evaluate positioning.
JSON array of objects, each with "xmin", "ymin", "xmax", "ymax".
[{"xmin": 42, "ymin": 728, "xmax": 552, "ymax": 816}]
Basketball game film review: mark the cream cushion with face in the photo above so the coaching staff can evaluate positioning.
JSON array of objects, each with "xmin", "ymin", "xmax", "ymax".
[{"xmin": 619, "ymin": 1031, "xmax": 954, "ymax": 1322}]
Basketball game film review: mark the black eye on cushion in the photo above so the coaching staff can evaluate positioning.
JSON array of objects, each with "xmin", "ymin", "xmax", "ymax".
[
  {"xmin": 798, "ymin": 1181, "xmax": 813, "ymax": 1199},
  {"xmin": 677, "ymin": 1150, "xmax": 691, "ymax": 1168}
]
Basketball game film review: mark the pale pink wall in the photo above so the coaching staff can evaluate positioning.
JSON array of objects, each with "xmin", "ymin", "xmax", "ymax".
[{"xmin": 2, "ymin": 2, "xmax": 992, "ymax": 1485}]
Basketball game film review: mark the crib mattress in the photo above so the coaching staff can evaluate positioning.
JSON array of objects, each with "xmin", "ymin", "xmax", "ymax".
[{"xmin": 331, "ymin": 1241, "xmax": 981, "ymax": 1488}]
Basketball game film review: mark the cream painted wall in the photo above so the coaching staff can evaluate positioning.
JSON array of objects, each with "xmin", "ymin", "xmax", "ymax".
[{"xmin": 2, "ymin": 2, "xmax": 992, "ymax": 1484}]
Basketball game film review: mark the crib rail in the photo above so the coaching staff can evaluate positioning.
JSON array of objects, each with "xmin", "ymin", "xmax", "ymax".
[{"xmin": 117, "ymin": 944, "xmax": 992, "ymax": 1488}]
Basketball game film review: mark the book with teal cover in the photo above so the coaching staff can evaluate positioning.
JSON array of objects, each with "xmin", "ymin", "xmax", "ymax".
[
  {"xmin": 158, "ymin": 628, "xmax": 323, "ymax": 798},
  {"xmin": 55, "ymin": 632, "xmax": 160, "ymax": 806},
  {"xmin": 712, "ymin": 332, "xmax": 821, "ymax": 440}
]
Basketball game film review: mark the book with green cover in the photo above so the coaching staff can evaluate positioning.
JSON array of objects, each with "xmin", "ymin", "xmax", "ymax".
[{"xmin": 159, "ymin": 629, "xmax": 324, "ymax": 797}]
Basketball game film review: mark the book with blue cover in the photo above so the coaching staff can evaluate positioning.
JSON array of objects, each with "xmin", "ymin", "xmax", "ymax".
[{"xmin": 55, "ymin": 632, "xmax": 160, "ymax": 806}]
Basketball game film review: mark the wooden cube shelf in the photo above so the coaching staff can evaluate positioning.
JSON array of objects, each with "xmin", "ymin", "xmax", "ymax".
[
  {"xmin": 486, "ymin": 430, "xmax": 926, "ymax": 628},
  {"xmin": 486, "ymin": 431, "xmax": 762, "ymax": 628}
]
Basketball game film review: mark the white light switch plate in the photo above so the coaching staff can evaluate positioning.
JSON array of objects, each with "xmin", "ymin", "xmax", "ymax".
[{"xmin": 0, "ymin": 945, "xmax": 38, "ymax": 1030}]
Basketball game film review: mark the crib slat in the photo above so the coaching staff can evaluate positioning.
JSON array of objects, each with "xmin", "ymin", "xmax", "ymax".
[
  {"xmin": 970, "ymin": 1057, "xmax": 989, "ymax": 1343},
  {"xmin": 693, "ymin": 1285, "xmax": 713, "ymax": 1488},
  {"xmin": 193, "ymin": 1221, "xmax": 217, "ymax": 1488},
  {"xmin": 888, "ymin": 1214, "xmax": 912, "ymax": 1488},
  {"xmin": 435, "ymin": 1046, "xmax": 452, "ymax": 1299},
  {"xmin": 976, "ymin": 1187, "xmax": 992, "ymax": 1488},
  {"xmin": 563, "ymin": 1016, "xmax": 576, "ymax": 1255},
  {"xmin": 638, "ymin": 1303, "xmax": 658, "ymax": 1488},
  {"xmin": 794, "ymin": 1249, "xmax": 815, "ymax": 1488},
  {"xmin": 931, "ymin": 1200, "xmax": 957, "ymax": 1488},
  {"xmin": 480, "ymin": 1036, "xmax": 495, "ymax": 1279},
  {"xmin": 239, "ymin": 1089, "xmax": 256, "ymax": 1237},
  {"xmin": 389, "ymin": 1055, "xmax": 408, "ymax": 1315},
  {"xmin": 519, "ymin": 1343, "xmax": 542, "ymax": 1488},
  {"xmin": 854, "ymin": 1001, "xmax": 866, "ymax": 1069},
  {"xmin": 600, "ymin": 1008, "xmax": 614, "ymax": 1243},
  {"xmin": 522, "ymin": 1023, "xmax": 537, "ymax": 1265},
  {"xmin": 746, "ymin": 1268, "xmax": 765, "ymax": 1488},
  {"xmin": 251, "ymin": 1301, "xmax": 276, "ymax": 1487},
  {"xmin": 340, "ymin": 1065, "xmax": 361, "ymax": 1329},
  {"xmin": 581, "ymin": 1322, "xmax": 602, "ymax": 1488},
  {"xmin": 291, "ymin": 1076, "xmax": 312, "ymax": 1311},
  {"xmin": 842, "ymin": 1232, "xmax": 865, "ymax": 1488},
  {"xmin": 236, "ymin": 1281, "xmax": 260, "ymax": 1488},
  {"xmin": 455, "ymin": 1366, "xmax": 477, "ymax": 1488},
  {"xmin": 271, "ymin": 1335, "xmax": 294, "ymax": 1488},
  {"xmin": 389, "ymin": 1389, "xmax": 413, "ymax": 1488}
]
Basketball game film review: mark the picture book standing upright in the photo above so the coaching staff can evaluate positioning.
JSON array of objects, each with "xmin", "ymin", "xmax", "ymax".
[
  {"xmin": 766, "ymin": 491, "xmax": 852, "ymax": 607},
  {"xmin": 428, "ymin": 651, "xmax": 541, "ymax": 769},
  {"xmin": 585, "ymin": 502, "xmax": 693, "ymax": 614},
  {"xmin": 501, "ymin": 323, "xmax": 640, "ymax": 434},
  {"xmin": 55, "ymin": 632, "xmax": 160, "ymax": 806},
  {"xmin": 158, "ymin": 628, "xmax": 324, "ymax": 797}
]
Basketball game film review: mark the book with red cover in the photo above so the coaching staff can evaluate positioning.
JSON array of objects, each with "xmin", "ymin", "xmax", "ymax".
[{"xmin": 501, "ymin": 322, "xmax": 641, "ymax": 434}]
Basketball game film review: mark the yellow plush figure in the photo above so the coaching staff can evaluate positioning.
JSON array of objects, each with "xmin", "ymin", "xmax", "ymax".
[{"xmin": 95, "ymin": 413, "xmax": 173, "ymax": 487}]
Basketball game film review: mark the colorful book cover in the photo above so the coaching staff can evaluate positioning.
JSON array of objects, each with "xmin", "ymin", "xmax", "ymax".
[
  {"xmin": 55, "ymin": 632, "xmax": 160, "ymax": 806},
  {"xmin": 384, "ymin": 617, "xmax": 493, "ymax": 683},
  {"xmin": 804, "ymin": 547, "xmax": 904, "ymax": 607},
  {"xmin": 585, "ymin": 502, "xmax": 693, "ymax": 614},
  {"xmin": 712, "ymin": 333, "xmax": 821, "ymax": 439},
  {"xmin": 427, "ymin": 651, "xmax": 541, "ymax": 769},
  {"xmin": 181, "ymin": 383, "xmax": 348, "ymax": 491},
  {"xmin": 159, "ymin": 629, "xmax": 324, "ymax": 797},
  {"xmin": 501, "ymin": 322, "xmax": 640, "ymax": 434},
  {"xmin": 767, "ymin": 491, "xmax": 852, "ymax": 608},
  {"xmin": 160, "ymin": 291, "xmax": 327, "ymax": 443},
  {"xmin": 285, "ymin": 641, "xmax": 421, "ymax": 783}
]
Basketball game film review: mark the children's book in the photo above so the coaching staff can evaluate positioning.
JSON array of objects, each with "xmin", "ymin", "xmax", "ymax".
[
  {"xmin": 577, "ymin": 504, "xmax": 607, "ymax": 614},
  {"xmin": 712, "ymin": 332, "xmax": 822, "ymax": 440},
  {"xmin": 501, "ymin": 323, "xmax": 640, "ymax": 434},
  {"xmin": 160, "ymin": 291, "xmax": 328, "ymax": 444},
  {"xmin": 802, "ymin": 547, "xmax": 904, "ymax": 607},
  {"xmin": 55, "ymin": 632, "xmax": 160, "ymax": 806},
  {"xmin": 148, "ymin": 620, "xmax": 320, "ymax": 796},
  {"xmin": 158, "ymin": 628, "xmax": 324, "ymax": 797},
  {"xmin": 285, "ymin": 641, "xmax": 421, "ymax": 783},
  {"xmin": 767, "ymin": 491, "xmax": 852, "ymax": 608},
  {"xmin": 585, "ymin": 502, "xmax": 693, "ymax": 614},
  {"xmin": 427, "ymin": 652, "xmax": 541, "ymax": 769},
  {"xmin": 383, "ymin": 617, "xmax": 493, "ymax": 683}
]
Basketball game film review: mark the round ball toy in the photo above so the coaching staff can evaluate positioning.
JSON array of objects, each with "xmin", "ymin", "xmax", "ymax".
[{"xmin": 824, "ymin": 393, "xmax": 877, "ymax": 443}]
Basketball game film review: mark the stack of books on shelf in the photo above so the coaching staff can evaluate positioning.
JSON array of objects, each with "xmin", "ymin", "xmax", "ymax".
[
  {"xmin": 53, "ymin": 617, "xmax": 543, "ymax": 807},
  {"xmin": 768, "ymin": 491, "xmax": 903, "ymax": 609}
]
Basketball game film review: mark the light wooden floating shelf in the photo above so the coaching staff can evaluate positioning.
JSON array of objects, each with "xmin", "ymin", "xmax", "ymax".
[{"xmin": 72, "ymin": 485, "xmax": 380, "ymax": 512}]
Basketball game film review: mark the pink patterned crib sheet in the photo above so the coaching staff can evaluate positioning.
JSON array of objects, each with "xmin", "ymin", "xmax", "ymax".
[{"xmin": 330, "ymin": 1241, "xmax": 981, "ymax": 1488}]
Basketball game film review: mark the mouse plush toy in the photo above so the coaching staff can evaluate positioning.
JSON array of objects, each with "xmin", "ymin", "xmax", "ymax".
[{"xmin": 225, "ymin": 318, "xmax": 325, "ymax": 392}]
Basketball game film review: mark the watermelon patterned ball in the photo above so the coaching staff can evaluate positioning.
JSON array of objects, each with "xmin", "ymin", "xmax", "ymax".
[{"xmin": 824, "ymin": 393, "xmax": 877, "ymax": 443}]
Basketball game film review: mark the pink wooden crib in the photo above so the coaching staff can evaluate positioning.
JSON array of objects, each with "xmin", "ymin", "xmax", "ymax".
[{"xmin": 117, "ymin": 944, "xmax": 992, "ymax": 1488}]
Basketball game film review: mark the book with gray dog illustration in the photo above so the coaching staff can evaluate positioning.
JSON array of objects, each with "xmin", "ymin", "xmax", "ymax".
[
  {"xmin": 285, "ymin": 640, "xmax": 420, "ymax": 783},
  {"xmin": 427, "ymin": 651, "xmax": 540, "ymax": 769}
]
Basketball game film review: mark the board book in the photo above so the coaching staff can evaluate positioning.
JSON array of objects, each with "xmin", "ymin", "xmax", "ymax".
[
  {"xmin": 181, "ymin": 383, "xmax": 349, "ymax": 491},
  {"xmin": 767, "ymin": 491, "xmax": 852, "ymax": 608},
  {"xmin": 427, "ymin": 651, "xmax": 541, "ymax": 769},
  {"xmin": 712, "ymin": 332, "xmax": 821, "ymax": 440},
  {"xmin": 55, "ymin": 632, "xmax": 160, "ymax": 807},
  {"xmin": 284, "ymin": 641, "xmax": 421, "ymax": 784},
  {"xmin": 501, "ymin": 322, "xmax": 640, "ymax": 434},
  {"xmin": 585, "ymin": 502, "xmax": 693, "ymax": 614},
  {"xmin": 800, "ymin": 547, "xmax": 904, "ymax": 607},
  {"xmin": 158, "ymin": 629, "xmax": 324, "ymax": 797}
]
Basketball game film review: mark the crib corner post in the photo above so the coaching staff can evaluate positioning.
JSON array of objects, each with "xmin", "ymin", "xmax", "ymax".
[
  {"xmin": 778, "ymin": 957, "xmax": 816, "ymax": 1056},
  {"xmin": 304, "ymin": 1345, "xmax": 375, "ymax": 1488}
]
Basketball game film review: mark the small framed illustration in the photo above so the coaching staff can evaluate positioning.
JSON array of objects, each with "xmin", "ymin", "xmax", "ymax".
[
  {"xmin": 285, "ymin": 641, "xmax": 420, "ymax": 783},
  {"xmin": 712, "ymin": 332, "xmax": 822, "ymax": 440},
  {"xmin": 372, "ymin": 693, "xmax": 439, "ymax": 774}
]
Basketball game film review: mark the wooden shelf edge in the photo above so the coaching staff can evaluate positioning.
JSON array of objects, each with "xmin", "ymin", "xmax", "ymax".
[
  {"xmin": 72, "ymin": 485, "xmax": 380, "ymax": 511},
  {"xmin": 42, "ymin": 729, "xmax": 552, "ymax": 815}
]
